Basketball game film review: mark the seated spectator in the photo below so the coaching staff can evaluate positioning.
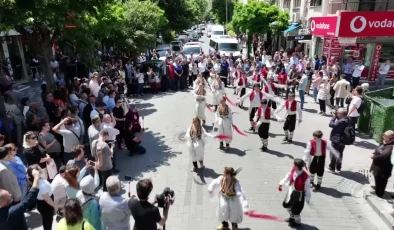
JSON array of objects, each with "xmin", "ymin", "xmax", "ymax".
[
  {"xmin": 27, "ymin": 164, "xmax": 56, "ymax": 230},
  {"xmin": 0, "ymin": 147, "xmax": 21, "ymax": 202},
  {"xmin": 56, "ymin": 198, "xmax": 95, "ymax": 230},
  {"xmin": 51, "ymin": 166, "xmax": 67, "ymax": 215},
  {"xmin": 125, "ymin": 123, "xmax": 146, "ymax": 156},
  {"xmin": 3, "ymin": 144, "xmax": 27, "ymax": 199},
  {"xmin": 99, "ymin": 176, "xmax": 131, "ymax": 230},
  {"xmin": 0, "ymin": 166, "xmax": 40, "ymax": 230},
  {"xmin": 76, "ymin": 165, "xmax": 102, "ymax": 230}
]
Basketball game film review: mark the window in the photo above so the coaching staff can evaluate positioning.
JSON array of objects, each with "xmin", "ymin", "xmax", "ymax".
[
  {"xmin": 212, "ymin": 31, "xmax": 224, "ymax": 35},
  {"xmin": 218, "ymin": 43, "xmax": 239, "ymax": 51},
  {"xmin": 209, "ymin": 40, "xmax": 217, "ymax": 49},
  {"xmin": 183, "ymin": 47, "xmax": 201, "ymax": 55},
  {"xmin": 283, "ymin": 0, "xmax": 290, "ymax": 8},
  {"xmin": 310, "ymin": 0, "xmax": 322, "ymax": 6},
  {"xmin": 294, "ymin": 0, "xmax": 301, "ymax": 8}
]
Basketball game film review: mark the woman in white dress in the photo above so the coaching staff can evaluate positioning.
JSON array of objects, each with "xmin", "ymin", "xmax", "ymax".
[
  {"xmin": 208, "ymin": 167, "xmax": 249, "ymax": 230},
  {"xmin": 193, "ymin": 73, "xmax": 208, "ymax": 90},
  {"xmin": 186, "ymin": 117, "xmax": 216, "ymax": 171},
  {"xmin": 211, "ymin": 76, "xmax": 225, "ymax": 111},
  {"xmin": 208, "ymin": 69, "xmax": 216, "ymax": 87},
  {"xmin": 215, "ymin": 96, "xmax": 233, "ymax": 149},
  {"xmin": 193, "ymin": 83, "xmax": 207, "ymax": 125}
]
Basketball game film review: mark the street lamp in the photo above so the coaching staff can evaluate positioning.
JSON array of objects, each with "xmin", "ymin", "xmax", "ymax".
[{"xmin": 270, "ymin": 21, "xmax": 280, "ymax": 54}]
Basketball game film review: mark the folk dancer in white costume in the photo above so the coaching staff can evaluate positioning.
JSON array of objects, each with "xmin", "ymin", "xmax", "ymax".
[
  {"xmin": 234, "ymin": 71, "xmax": 247, "ymax": 104},
  {"xmin": 279, "ymin": 158, "xmax": 311, "ymax": 227},
  {"xmin": 208, "ymin": 68, "xmax": 216, "ymax": 87},
  {"xmin": 253, "ymin": 99, "xmax": 271, "ymax": 151},
  {"xmin": 193, "ymin": 83, "xmax": 207, "ymax": 125},
  {"xmin": 186, "ymin": 117, "xmax": 216, "ymax": 172},
  {"xmin": 215, "ymin": 96, "xmax": 233, "ymax": 150},
  {"xmin": 237, "ymin": 83, "xmax": 275, "ymax": 132},
  {"xmin": 208, "ymin": 167, "xmax": 249, "ymax": 230},
  {"xmin": 262, "ymin": 76, "xmax": 287, "ymax": 118},
  {"xmin": 275, "ymin": 93, "xmax": 302, "ymax": 143},
  {"xmin": 303, "ymin": 130, "xmax": 340, "ymax": 191},
  {"xmin": 193, "ymin": 73, "xmax": 209, "ymax": 90},
  {"xmin": 252, "ymin": 68, "xmax": 261, "ymax": 85},
  {"xmin": 211, "ymin": 76, "xmax": 226, "ymax": 112},
  {"xmin": 233, "ymin": 65, "xmax": 243, "ymax": 94}
]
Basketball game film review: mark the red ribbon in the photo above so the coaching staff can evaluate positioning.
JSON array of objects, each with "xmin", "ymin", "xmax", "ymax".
[
  {"xmin": 216, "ymin": 134, "xmax": 231, "ymax": 140},
  {"xmin": 226, "ymin": 96, "xmax": 237, "ymax": 107},
  {"xmin": 206, "ymin": 105, "xmax": 214, "ymax": 112},
  {"xmin": 232, "ymin": 125, "xmax": 248, "ymax": 136},
  {"xmin": 246, "ymin": 211, "xmax": 284, "ymax": 222}
]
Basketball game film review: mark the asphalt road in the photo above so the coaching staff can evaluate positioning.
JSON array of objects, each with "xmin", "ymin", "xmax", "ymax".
[{"xmin": 30, "ymin": 35, "xmax": 388, "ymax": 230}]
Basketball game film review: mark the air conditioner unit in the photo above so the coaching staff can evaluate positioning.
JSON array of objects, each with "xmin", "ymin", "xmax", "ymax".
[{"xmin": 292, "ymin": 13, "xmax": 301, "ymax": 23}]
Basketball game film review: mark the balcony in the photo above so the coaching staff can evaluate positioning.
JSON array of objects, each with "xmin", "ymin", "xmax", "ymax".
[{"xmin": 328, "ymin": 0, "xmax": 394, "ymax": 15}]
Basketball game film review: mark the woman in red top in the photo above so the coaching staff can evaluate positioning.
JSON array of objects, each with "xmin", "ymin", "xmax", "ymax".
[{"xmin": 277, "ymin": 69, "xmax": 287, "ymax": 97}]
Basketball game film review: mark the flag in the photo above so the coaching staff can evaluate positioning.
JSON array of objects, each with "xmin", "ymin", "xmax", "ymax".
[
  {"xmin": 232, "ymin": 125, "xmax": 248, "ymax": 136},
  {"xmin": 226, "ymin": 96, "xmax": 237, "ymax": 107},
  {"xmin": 216, "ymin": 134, "xmax": 231, "ymax": 140},
  {"xmin": 246, "ymin": 211, "xmax": 284, "ymax": 222},
  {"xmin": 206, "ymin": 105, "xmax": 214, "ymax": 112}
]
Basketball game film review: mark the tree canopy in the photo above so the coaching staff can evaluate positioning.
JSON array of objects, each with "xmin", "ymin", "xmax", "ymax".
[
  {"xmin": 211, "ymin": 0, "xmax": 234, "ymax": 25},
  {"xmin": 231, "ymin": 0, "xmax": 289, "ymax": 35}
]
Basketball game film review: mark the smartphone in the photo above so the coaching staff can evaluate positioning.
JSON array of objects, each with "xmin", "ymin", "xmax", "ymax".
[{"xmin": 89, "ymin": 161, "xmax": 96, "ymax": 167}]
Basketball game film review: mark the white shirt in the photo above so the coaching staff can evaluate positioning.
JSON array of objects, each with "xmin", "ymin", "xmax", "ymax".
[
  {"xmin": 198, "ymin": 62, "xmax": 206, "ymax": 73},
  {"xmin": 352, "ymin": 64, "xmax": 365, "ymax": 78},
  {"xmin": 239, "ymin": 90, "xmax": 274, "ymax": 108},
  {"xmin": 101, "ymin": 122, "xmax": 120, "ymax": 141},
  {"xmin": 50, "ymin": 60, "xmax": 59, "ymax": 69},
  {"xmin": 213, "ymin": 63, "xmax": 221, "ymax": 73},
  {"xmin": 379, "ymin": 64, "xmax": 391, "ymax": 75},
  {"xmin": 137, "ymin": 73, "xmax": 144, "ymax": 83},
  {"xmin": 37, "ymin": 179, "xmax": 53, "ymax": 200},
  {"xmin": 275, "ymin": 100, "xmax": 303, "ymax": 121},
  {"xmin": 51, "ymin": 174, "xmax": 67, "ymax": 202},
  {"xmin": 349, "ymin": 96, "xmax": 362, "ymax": 117},
  {"xmin": 89, "ymin": 80, "xmax": 100, "ymax": 97}
]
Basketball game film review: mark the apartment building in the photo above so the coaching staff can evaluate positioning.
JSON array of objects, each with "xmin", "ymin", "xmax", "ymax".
[{"xmin": 275, "ymin": 0, "xmax": 394, "ymax": 81}]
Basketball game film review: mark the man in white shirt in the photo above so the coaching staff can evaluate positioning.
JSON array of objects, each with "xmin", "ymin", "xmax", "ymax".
[
  {"xmin": 89, "ymin": 73, "xmax": 100, "ymax": 97},
  {"xmin": 351, "ymin": 62, "xmax": 364, "ymax": 89},
  {"xmin": 376, "ymin": 60, "xmax": 391, "ymax": 89},
  {"xmin": 290, "ymin": 53, "xmax": 299, "ymax": 66},
  {"xmin": 101, "ymin": 114, "xmax": 119, "ymax": 172},
  {"xmin": 347, "ymin": 86, "xmax": 363, "ymax": 130}
]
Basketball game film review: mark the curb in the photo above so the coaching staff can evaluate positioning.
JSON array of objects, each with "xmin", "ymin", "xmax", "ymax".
[{"xmin": 363, "ymin": 185, "xmax": 394, "ymax": 230}]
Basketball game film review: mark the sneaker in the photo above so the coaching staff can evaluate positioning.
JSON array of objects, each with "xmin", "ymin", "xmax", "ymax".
[
  {"xmin": 327, "ymin": 168, "xmax": 335, "ymax": 173},
  {"xmin": 336, "ymin": 170, "xmax": 341, "ymax": 174}
]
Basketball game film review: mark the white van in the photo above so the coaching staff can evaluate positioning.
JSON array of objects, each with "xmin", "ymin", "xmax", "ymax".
[
  {"xmin": 209, "ymin": 36, "xmax": 241, "ymax": 57},
  {"xmin": 210, "ymin": 25, "xmax": 225, "ymax": 39}
]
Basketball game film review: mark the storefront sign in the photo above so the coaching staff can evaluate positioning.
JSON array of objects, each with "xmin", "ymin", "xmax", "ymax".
[
  {"xmin": 338, "ymin": 11, "xmax": 394, "ymax": 37},
  {"xmin": 310, "ymin": 17, "xmax": 338, "ymax": 36},
  {"xmin": 323, "ymin": 37, "xmax": 343, "ymax": 61},
  {"xmin": 287, "ymin": 35, "xmax": 312, "ymax": 41},
  {"xmin": 371, "ymin": 43, "xmax": 382, "ymax": 81}
]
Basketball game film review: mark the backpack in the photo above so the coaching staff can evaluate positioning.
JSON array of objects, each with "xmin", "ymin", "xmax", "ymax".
[
  {"xmin": 342, "ymin": 118, "xmax": 355, "ymax": 145},
  {"xmin": 357, "ymin": 96, "xmax": 365, "ymax": 114}
]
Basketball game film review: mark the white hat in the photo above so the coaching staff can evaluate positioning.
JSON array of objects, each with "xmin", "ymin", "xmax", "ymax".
[{"xmin": 90, "ymin": 110, "xmax": 100, "ymax": 120}]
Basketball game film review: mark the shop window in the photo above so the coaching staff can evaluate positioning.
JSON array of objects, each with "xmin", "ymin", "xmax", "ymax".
[
  {"xmin": 293, "ymin": 0, "xmax": 301, "ymax": 8},
  {"xmin": 283, "ymin": 0, "xmax": 290, "ymax": 8},
  {"xmin": 379, "ymin": 44, "xmax": 394, "ymax": 63},
  {"xmin": 310, "ymin": 0, "xmax": 322, "ymax": 6}
]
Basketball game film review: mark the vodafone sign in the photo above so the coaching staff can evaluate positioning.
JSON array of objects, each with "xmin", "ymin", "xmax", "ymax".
[
  {"xmin": 310, "ymin": 17, "xmax": 338, "ymax": 36},
  {"xmin": 338, "ymin": 11, "xmax": 394, "ymax": 37}
]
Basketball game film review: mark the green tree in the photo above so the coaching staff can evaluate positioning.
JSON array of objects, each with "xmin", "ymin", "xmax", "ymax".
[
  {"xmin": 211, "ymin": 0, "xmax": 234, "ymax": 25},
  {"xmin": 0, "ymin": 0, "xmax": 110, "ymax": 91},
  {"xmin": 157, "ymin": 0, "xmax": 197, "ymax": 32}
]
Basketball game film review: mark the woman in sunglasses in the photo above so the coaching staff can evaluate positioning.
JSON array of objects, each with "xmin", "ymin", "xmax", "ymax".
[{"xmin": 23, "ymin": 131, "xmax": 52, "ymax": 180}]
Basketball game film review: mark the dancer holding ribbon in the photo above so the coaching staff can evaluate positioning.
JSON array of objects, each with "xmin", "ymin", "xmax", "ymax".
[
  {"xmin": 275, "ymin": 92, "xmax": 302, "ymax": 143},
  {"xmin": 237, "ymin": 83, "xmax": 275, "ymax": 133},
  {"xmin": 253, "ymin": 99, "xmax": 271, "ymax": 151},
  {"xmin": 211, "ymin": 76, "xmax": 226, "ymax": 112},
  {"xmin": 208, "ymin": 166, "xmax": 249, "ymax": 230},
  {"xmin": 278, "ymin": 158, "xmax": 311, "ymax": 227},
  {"xmin": 186, "ymin": 117, "xmax": 217, "ymax": 172},
  {"xmin": 193, "ymin": 83, "xmax": 207, "ymax": 125},
  {"xmin": 234, "ymin": 69, "xmax": 247, "ymax": 101},
  {"xmin": 215, "ymin": 96, "xmax": 233, "ymax": 150}
]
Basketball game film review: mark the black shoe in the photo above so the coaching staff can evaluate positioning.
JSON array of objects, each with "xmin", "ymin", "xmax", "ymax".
[
  {"xmin": 289, "ymin": 221, "xmax": 301, "ymax": 227},
  {"xmin": 314, "ymin": 184, "xmax": 321, "ymax": 190},
  {"xmin": 284, "ymin": 218, "xmax": 294, "ymax": 223},
  {"xmin": 249, "ymin": 127, "xmax": 254, "ymax": 131},
  {"xmin": 262, "ymin": 146, "xmax": 267, "ymax": 151},
  {"xmin": 287, "ymin": 139, "xmax": 293, "ymax": 143},
  {"xmin": 283, "ymin": 137, "xmax": 288, "ymax": 142},
  {"xmin": 310, "ymin": 182, "xmax": 315, "ymax": 188}
]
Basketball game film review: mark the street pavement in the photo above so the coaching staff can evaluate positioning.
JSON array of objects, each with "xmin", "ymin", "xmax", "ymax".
[{"xmin": 28, "ymin": 35, "xmax": 389, "ymax": 230}]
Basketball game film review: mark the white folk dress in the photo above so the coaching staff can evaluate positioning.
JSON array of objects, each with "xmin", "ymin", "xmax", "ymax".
[
  {"xmin": 208, "ymin": 176, "xmax": 249, "ymax": 224},
  {"xmin": 193, "ymin": 78, "xmax": 209, "ymax": 91},
  {"xmin": 193, "ymin": 90, "xmax": 207, "ymax": 121},
  {"xmin": 185, "ymin": 126, "xmax": 213, "ymax": 162},
  {"xmin": 215, "ymin": 106, "xmax": 233, "ymax": 144},
  {"xmin": 211, "ymin": 81, "xmax": 225, "ymax": 106}
]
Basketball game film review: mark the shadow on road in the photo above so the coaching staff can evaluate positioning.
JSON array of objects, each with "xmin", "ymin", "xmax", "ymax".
[
  {"xmin": 303, "ymin": 108, "xmax": 318, "ymax": 114},
  {"xmin": 26, "ymin": 211, "xmax": 43, "ymax": 229},
  {"xmin": 289, "ymin": 141, "xmax": 306, "ymax": 148},
  {"xmin": 226, "ymin": 148, "xmax": 250, "ymax": 157},
  {"xmin": 298, "ymin": 223, "xmax": 320, "ymax": 230},
  {"xmin": 338, "ymin": 170, "xmax": 370, "ymax": 185},
  {"xmin": 353, "ymin": 140, "xmax": 378, "ymax": 150},
  {"xmin": 194, "ymin": 167, "xmax": 221, "ymax": 185},
  {"xmin": 318, "ymin": 187, "xmax": 352, "ymax": 199},
  {"xmin": 266, "ymin": 149, "xmax": 294, "ymax": 159}
]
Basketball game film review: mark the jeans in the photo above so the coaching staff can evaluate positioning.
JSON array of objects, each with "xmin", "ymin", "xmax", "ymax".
[
  {"xmin": 313, "ymin": 87, "xmax": 318, "ymax": 102},
  {"xmin": 335, "ymin": 98, "xmax": 345, "ymax": 108},
  {"xmin": 375, "ymin": 74, "xmax": 387, "ymax": 89},
  {"xmin": 318, "ymin": 99, "xmax": 326, "ymax": 113},
  {"xmin": 329, "ymin": 142, "xmax": 345, "ymax": 171},
  {"xmin": 101, "ymin": 168, "xmax": 113, "ymax": 192},
  {"xmin": 137, "ymin": 83, "xmax": 144, "ymax": 95},
  {"xmin": 298, "ymin": 90, "xmax": 305, "ymax": 109}
]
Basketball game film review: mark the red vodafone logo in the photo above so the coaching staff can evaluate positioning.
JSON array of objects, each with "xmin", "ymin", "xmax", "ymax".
[
  {"xmin": 339, "ymin": 12, "xmax": 394, "ymax": 37},
  {"xmin": 350, "ymin": 16, "xmax": 367, "ymax": 33}
]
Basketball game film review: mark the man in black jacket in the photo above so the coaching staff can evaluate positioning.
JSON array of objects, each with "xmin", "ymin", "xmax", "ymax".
[
  {"xmin": 0, "ymin": 167, "xmax": 40, "ymax": 230},
  {"xmin": 328, "ymin": 108, "xmax": 349, "ymax": 173}
]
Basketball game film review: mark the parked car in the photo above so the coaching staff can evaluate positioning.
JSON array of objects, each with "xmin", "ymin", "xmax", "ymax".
[
  {"xmin": 170, "ymin": 40, "xmax": 183, "ymax": 48},
  {"xmin": 156, "ymin": 44, "xmax": 170, "ymax": 61},
  {"xmin": 138, "ymin": 60, "xmax": 164, "ymax": 89},
  {"xmin": 171, "ymin": 44, "xmax": 181, "ymax": 56},
  {"xmin": 177, "ymin": 34, "xmax": 189, "ymax": 44}
]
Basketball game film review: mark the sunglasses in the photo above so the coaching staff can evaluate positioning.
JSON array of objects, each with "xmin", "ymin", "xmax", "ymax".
[{"xmin": 29, "ymin": 136, "xmax": 37, "ymax": 140}]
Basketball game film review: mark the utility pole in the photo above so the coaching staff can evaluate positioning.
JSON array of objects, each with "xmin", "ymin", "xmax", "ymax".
[{"xmin": 226, "ymin": 0, "xmax": 228, "ymax": 25}]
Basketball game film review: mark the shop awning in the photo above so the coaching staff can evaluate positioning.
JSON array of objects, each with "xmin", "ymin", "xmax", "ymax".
[{"xmin": 284, "ymin": 25, "xmax": 300, "ymax": 33}]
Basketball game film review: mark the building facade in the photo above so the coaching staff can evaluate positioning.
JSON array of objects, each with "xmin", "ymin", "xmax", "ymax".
[{"xmin": 275, "ymin": 0, "xmax": 394, "ymax": 81}]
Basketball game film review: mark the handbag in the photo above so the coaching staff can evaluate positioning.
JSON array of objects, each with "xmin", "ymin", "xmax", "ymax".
[{"xmin": 46, "ymin": 159, "xmax": 58, "ymax": 180}]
